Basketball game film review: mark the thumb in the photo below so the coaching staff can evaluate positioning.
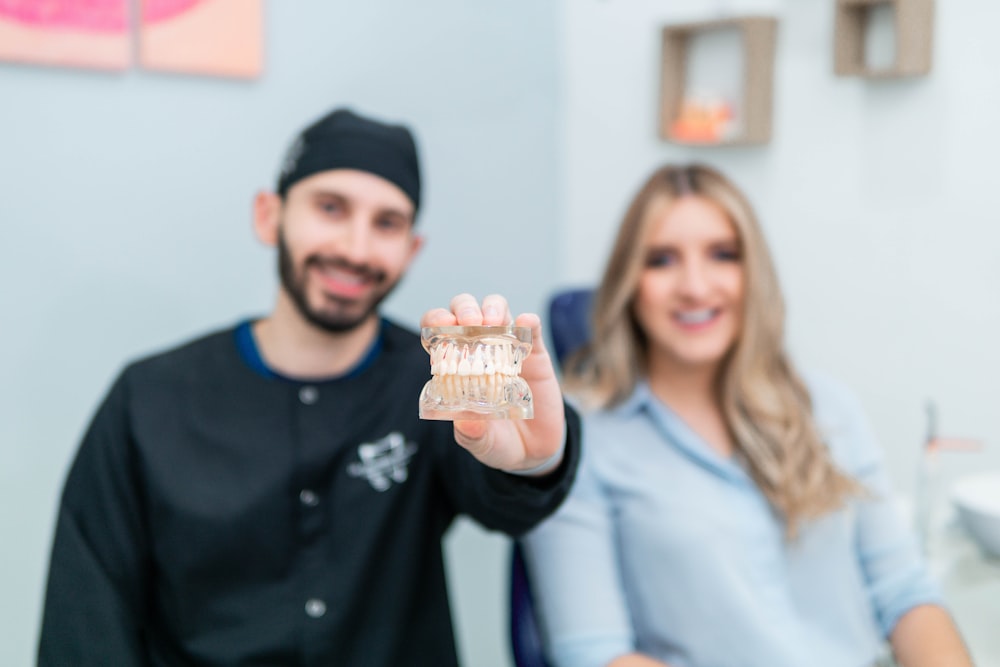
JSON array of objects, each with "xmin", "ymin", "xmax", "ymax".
[{"xmin": 453, "ymin": 420, "xmax": 492, "ymax": 457}]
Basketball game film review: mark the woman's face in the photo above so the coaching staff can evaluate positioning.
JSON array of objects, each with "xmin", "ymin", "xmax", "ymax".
[{"xmin": 633, "ymin": 194, "xmax": 745, "ymax": 375}]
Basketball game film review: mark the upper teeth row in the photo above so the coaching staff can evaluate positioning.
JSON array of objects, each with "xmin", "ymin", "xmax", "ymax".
[
  {"xmin": 676, "ymin": 309, "xmax": 714, "ymax": 324},
  {"xmin": 430, "ymin": 342, "xmax": 521, "ymax": 377}
]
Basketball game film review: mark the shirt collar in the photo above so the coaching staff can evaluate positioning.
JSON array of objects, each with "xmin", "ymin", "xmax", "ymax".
[
  {"xmin": 234, "ymin": 318, "xmax": 385, "ymax": 383},
  {"xmin": 617, "ymin": 380, "xmax": 752, "ymax": 485},
  {"xmin": 611, "ymin": 379, "xmax": 654, "ymax": 417}
]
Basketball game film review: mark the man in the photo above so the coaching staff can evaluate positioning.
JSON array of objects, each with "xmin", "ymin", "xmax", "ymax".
[{"xmin": 38, "ymin": 108, "xmax": 579, "ymax": 666}]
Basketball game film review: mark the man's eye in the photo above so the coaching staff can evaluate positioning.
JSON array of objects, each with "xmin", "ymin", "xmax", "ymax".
[
  {"xmin": 376, "ymin": 217, "xmax": 406, "ymax": 231},
  {"xmin": 319, "ymin": 201, "xmax": 343, "ymax": 215}
]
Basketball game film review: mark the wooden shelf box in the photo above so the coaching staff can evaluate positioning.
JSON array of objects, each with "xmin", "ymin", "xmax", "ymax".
[
  {"xmin": 659, "ymin": 16, "xmax": 778, "ymax": 146},
  {"xmin": 834, "ymin": 0, "xmax": 934, "ymax": 77}
]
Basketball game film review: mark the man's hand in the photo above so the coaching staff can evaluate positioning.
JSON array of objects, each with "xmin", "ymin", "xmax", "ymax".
[{"xmin": 421, "ymin": 293, "xmax": 566, "ymax": 475}]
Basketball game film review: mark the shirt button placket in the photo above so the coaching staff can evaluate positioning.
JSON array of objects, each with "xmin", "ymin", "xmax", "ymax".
[
  {"xmin": 296, "ymin": 386, "xmax": 321, "ymax": 509},
  {"xmin": 299, "ymin": 385, "xmax": 318, "ymax": 405},
  {"xmin": 299, "ymin": 489, "xmax": 319, "ymax": 507},
  {"xmin": 304, "ymin": 598, "xmax": 326, "ymax": 618},
  {"xmin": 297, "ymin": 384, "xmax": 328, "ymax": 635},
  {"xmin": 296, "ymin": 387, "xmax": 321, "ymax": 511}
]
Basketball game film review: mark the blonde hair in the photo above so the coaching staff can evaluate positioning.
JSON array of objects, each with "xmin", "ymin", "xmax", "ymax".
[{"xmin": 565, "ymin": 164, "xmax": 859, "ymax": 533}]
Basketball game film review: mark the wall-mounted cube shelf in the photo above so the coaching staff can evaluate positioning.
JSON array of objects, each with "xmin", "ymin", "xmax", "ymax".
[
  {"xmin": 659, "ymin": 16, "xmax": 778, "ymax": 147},
  {"xmin": 834, "ymin": 0, "xmax": 934, "ymax": 78}
]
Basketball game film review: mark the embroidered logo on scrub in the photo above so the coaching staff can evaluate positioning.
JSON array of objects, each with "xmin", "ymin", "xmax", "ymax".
[{"xmin": 347, "ymin": 432, "xmax": 418, "ymax": 492}]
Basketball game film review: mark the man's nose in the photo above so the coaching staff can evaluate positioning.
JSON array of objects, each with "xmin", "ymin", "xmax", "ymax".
[{"xmin": 336, "ymin": 218, "xmax": 374, "ymax": 264}]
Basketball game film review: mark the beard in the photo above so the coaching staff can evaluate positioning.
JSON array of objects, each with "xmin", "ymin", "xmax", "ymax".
[{"xmin": 277, "ymin": 227, "xmax": 402, "ymax": 334}]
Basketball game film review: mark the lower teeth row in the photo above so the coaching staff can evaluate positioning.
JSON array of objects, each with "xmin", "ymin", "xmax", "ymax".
[{"xmin": 429, "ymin": 374, "xmax": 509, "ymax": 404}]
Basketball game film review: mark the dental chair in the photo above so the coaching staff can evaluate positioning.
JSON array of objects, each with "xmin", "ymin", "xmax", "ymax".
[{"xmin": 509, "ymin": 287, "xmax": 593, "ymax": 667}]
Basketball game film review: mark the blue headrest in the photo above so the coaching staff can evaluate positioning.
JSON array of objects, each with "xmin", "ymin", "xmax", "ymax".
[{"xmin": 547, "ymin": 288, "xmax": 594, "ymax": 369}]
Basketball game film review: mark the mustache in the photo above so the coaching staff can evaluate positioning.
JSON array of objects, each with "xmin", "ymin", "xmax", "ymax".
[{"xmin": 305, "ymin": 255, "xmax": 386, "ymax": 283}]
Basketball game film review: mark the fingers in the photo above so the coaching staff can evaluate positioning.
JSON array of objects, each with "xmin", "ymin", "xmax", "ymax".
[
  {"xmin": 446, "ymin": 293, "xmax": 512, "ymax": 326},
  {"xmin": 481, "ymin": 294, "xmax": 511, "ymax": 326},
  {"xmin": 453, "ymin": 420, "xmax": 489, "ymax": 448},
  {"xmin": 514, "ymin": 312, "xmax": 548, "ymax": 357},
  {"xmin": 514, "ymin": 312, "xmax": 541, "ymax": 336},
  {"xmin": 449, "ymin": 293, "xmax": 482, "ymax": 326},
  {"xmin": 420, "ymin": 293, "xmax": 518, "ymax": 329},
  {"xmin": 420, "ymin": 307, "xmax": 458, "ymax": 328}
]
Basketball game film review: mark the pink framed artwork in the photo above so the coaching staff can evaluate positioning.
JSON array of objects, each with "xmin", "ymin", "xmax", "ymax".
[
  {"xmin": 139, "ymin": 0, "xmax": 263, "ymax": 79},
  {"xmin": 0, "ymin": 0, "xmax": 132, "ymax": 71}
]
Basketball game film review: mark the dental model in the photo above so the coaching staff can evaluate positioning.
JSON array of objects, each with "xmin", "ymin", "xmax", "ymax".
[{"xmin": 419, "ymin": 326, "xmax": 533, "ymax": 420}]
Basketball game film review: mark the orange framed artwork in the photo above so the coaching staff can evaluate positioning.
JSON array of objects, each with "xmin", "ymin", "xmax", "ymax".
[
  {"xmin": 139, "ymin": 0, "xmax": 263, "ymax": 79},
  {"xmin": 0, "ymin": 0, "xmax": 132, "ymax": 70},
  {"xmin": 0, "ymin": 0, "xmax": 263, "ymax": 78}
]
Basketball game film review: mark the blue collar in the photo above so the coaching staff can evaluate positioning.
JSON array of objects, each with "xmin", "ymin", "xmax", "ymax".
[
  {"xmin": 619, "ymin": 381, "xmax": 751, "ymax": 484},
  {"xmin": 234, "ymin": 318, "xmax": 384, "ymax": 383}
]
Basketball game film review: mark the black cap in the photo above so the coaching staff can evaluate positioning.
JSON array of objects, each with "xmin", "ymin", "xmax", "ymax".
[{"xmin": 276, "ymin": 108, "xmax": 422, "ymax": 212}]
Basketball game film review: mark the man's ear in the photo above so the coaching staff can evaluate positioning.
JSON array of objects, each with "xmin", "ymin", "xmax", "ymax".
[
  {"xmin": 408, "ymin": 233, "xmax": 425, "ymax": 262},
  {"xmin": 253, "ymin": 190, "xmax": 282, "ymax": 246},
  {"xmin": 400, "ymin": 232, "xmax": 426, "ymax": 274}
]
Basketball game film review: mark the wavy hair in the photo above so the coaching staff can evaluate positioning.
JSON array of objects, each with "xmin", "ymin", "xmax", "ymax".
[{"xmin": 564, "ymin": 164, "xmax": 860, "ymax": 533}]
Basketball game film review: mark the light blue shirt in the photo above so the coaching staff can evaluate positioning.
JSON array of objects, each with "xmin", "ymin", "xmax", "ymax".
[{"xmin": 521, "ymin": 372, "xmax": 942, "ymax": 667}]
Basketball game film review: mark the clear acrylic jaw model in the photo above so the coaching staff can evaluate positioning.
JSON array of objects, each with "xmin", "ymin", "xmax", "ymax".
[{"xmin": 419, "ymin": 325, "xmax": 534, "ymax": 420}]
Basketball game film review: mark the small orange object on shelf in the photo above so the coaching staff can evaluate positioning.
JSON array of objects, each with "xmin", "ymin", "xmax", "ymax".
[
  {"xmin": 668, "ymin": 97, "xmax": 737, "ymax": 144},
  {"xmin": 659, "ymin": 16, "xmax": 777, "ymax": 146}
]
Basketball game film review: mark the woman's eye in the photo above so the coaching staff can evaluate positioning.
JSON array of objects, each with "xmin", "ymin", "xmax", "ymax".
[
  {"xmin": 645, "ymin": 251, "xmax": 676, "ymax": 268},
  {"xmin": 712, "ymin": 248, "xmax": 741, "ymax": 262}
]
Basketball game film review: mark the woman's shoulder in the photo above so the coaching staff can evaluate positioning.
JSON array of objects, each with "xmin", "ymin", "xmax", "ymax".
[
  {"xmin": 570, "ymin": 388, "xmax": 666, "ymax": 465},
  {"xmin": 799, "ymin": 368, "xmax": 883, "ymax": 471},
  {"xmin": 571, "ymin": 391, "xmax": 647, "ymax": 432},
  {"xmin": 800, "ymin": 369, "xmax": 865, "ymax": 419}
]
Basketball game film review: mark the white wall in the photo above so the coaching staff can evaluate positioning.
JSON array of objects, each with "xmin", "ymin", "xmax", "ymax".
[
  {"xmin": 559, "ymin": 0, "xmax": 1000, "ymax": 661},
  {"xmin": 0, "ymin": 2, "xmax": 560, "ymax": 666},
  {"xmin": 6, "ymin": 1, "xmax": 999, "ymax": 665},
  {"xmin": 560, "ymin": 0, "xmax": 1000, "ymax": 499}
]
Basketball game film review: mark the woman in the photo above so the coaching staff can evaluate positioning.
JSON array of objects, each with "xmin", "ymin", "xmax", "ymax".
[{"xmin": 520, "ymin": 164, "xmax": 971, "ymax": 667}]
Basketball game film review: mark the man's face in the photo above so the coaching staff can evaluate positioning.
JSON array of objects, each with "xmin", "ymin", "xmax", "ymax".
[{"xmin": 275, "ymin": 170, "xmax": 422, "ymax": 333}]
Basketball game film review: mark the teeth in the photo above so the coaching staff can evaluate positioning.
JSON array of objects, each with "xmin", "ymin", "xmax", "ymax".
[
  {"xmin": 430, "ymin": 341, "xmax": 518, "ymax": 377},
  {"xmin": 321, "ymin": 267, "xmax": 365, "ymax": 284},
  {"xmin": 428, "ymin": 339, "xmax": 523, "ymax": 404},
  {"xmin": 676, "ymin": 309, "xmax": 715, "ymax": 324}
]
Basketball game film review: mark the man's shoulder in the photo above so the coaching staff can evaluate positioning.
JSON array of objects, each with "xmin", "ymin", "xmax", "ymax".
[
  {"xmin": 122, "ymin": 324, "xmax": 240, "ymax": 382},
  {"xmin": 379, "ymin": 317, "xmax": 424, "ymax": 363},
  {"xmin": 380, "ymin": 317, "xmax": 419, "ymax": 344}
]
